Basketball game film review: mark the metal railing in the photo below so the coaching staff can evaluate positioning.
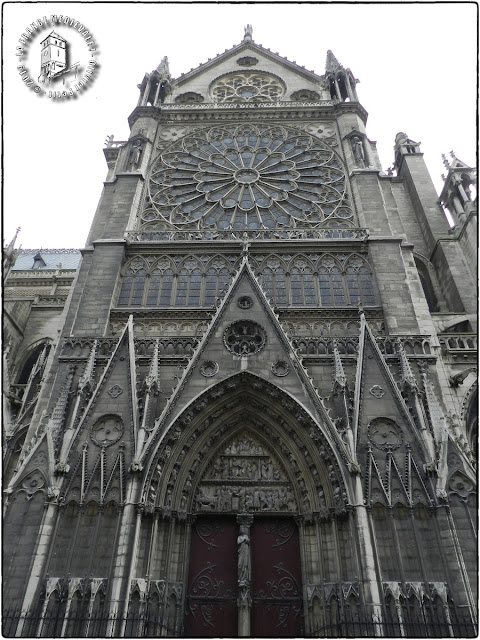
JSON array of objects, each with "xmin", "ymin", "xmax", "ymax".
[{"xmin": 3, "ymin": 608, "xmax": 476, "ymax": 638}]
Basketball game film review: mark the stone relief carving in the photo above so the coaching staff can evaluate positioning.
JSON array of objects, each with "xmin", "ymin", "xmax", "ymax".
[
  {"xmin": 157, "ymin": 126, "xmax": 190, "ymax": 142},
  {"xmin": 91, "ymin": 415, "xmax": 124, "ymax": 447},
  {"xmin": 107, "ymin": 384, "xmax": 123, "ymax": 398},
  {"xmin": 271, "ymin": 360, "xmax": 290, "ymax": 377},
  {"xmin": 20, "ymin": 469, "xmax": 46, "ymax": 498},
  {"xmin": 195, "ymin": 433, "xmax": 296, "ymax": 513},
  {"xmin": 237, "ymin": 295, "xmax": 253, "ymax": 309},
  {"xmin": 368, "ymin": 418, "xmax": 403, "ymax": 451},
  {"xmin": 199, "ymin": 360, "xmax": 219, "ymax": 377},
  {"xmin": 237, "ymin": 56, "xmax": 258, "ymax": 67},
  {"xmin": 369, "ymin": 385, "xmax": 385, "ymax": 398},
  {"xmin": 448, "ymin": 471, "xmax": 475, "ymax": 500}
]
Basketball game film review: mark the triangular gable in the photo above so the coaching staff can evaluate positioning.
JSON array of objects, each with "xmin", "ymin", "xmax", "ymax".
[
  {"xmin": 353, "ymin": 311, "xmax": 427, "ymax": 458},
  {"xmin": 174, "ymin": 39, "xmax": 324, "ymax": 89},
  {"xmin": 139, "ymin": 257, "xmax": 350, "ymax": 466},
  {"xmin": 58, "ymin": 317, "xmax": 138, "ymax": 466}
]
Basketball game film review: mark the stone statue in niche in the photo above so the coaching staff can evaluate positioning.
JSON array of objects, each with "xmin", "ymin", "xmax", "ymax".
[
  {"xmin": 352, "ymin": 136, "xmax": 366, "ymax": 167},
  {"xmin": 128, "ymin": 140, "xmax": 144, "ymax": 171}
]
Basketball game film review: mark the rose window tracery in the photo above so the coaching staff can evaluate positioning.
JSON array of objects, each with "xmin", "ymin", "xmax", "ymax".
[
  {"xmin": 211, "ymin": 72, "xmax": 284, "ymax": 103},
  {"xmin": 147, "ymin": 125, "xmax": 352, "ymax": 230}
]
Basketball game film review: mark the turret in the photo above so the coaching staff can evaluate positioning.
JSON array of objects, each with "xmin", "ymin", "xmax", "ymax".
[
  {"xmin": 136, "ymin": 56, "xmax": 171, "ymax": 107},
  {"xmin": 438, "ymin": 152, "xmax": 477, "ymax": 226},
  {"xmin": 324, "ymin": 50, "xmax": 359, "ymax": 102}
]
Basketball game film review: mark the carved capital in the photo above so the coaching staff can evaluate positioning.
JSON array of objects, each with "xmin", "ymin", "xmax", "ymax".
[
  {"xmin": 236, "ymin": 513, "xmax": 254, "ymax": 527},
  {"xmin": 54, "ymin": 461, "xmax": 70, "ymax": 475}
]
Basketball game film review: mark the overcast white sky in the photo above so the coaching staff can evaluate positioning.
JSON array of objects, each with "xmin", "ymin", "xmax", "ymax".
[{"xmin": 3, "ymin": 2, "xmax": 477, "ymax": 249}]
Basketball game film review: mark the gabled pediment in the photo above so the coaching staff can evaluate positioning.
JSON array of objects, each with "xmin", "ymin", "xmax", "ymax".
[{"xmin": 167, "ymin": 40, "xmax": 327, "ymax": 106}]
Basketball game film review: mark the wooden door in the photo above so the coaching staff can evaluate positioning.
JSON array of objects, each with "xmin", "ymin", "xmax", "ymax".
[
  {"xmin": 251, "ymin": 518, "xmax": 303, "ymax": 637},
  {"xmin": 184, "ymin": 517, "xmax": 237, "ymax": 637}
]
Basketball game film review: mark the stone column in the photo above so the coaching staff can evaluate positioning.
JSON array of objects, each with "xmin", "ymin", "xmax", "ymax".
[{"xmin": 236, "ymin": 514, "xmax": 253, "ymax": 637}]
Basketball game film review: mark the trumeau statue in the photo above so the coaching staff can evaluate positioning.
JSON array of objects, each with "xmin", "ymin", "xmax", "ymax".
[{"xmin": 237, "ymin": 529, "xmax": 250, "ymax": 583}]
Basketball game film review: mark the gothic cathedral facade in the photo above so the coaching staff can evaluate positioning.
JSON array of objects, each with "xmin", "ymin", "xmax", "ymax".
[{"xmin": 3, "ymin": 29, "xmax": 477, "ymax": 637}]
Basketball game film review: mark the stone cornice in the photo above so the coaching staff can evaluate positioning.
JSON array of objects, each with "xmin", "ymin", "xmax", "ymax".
[
  {"xmin": 153, "ymin": 101, "xmax": 368, "ymax": 125},
  {"xmin": 128, "ymin": 101, "xmax": 368, "ymax": 127},
  {"xmin": 126, "ymin": 228, "xmax": 369, "ymax": 247},
  {"xmin": 128, "ymin": 106, "xmax": 164, "ymax": 128}
]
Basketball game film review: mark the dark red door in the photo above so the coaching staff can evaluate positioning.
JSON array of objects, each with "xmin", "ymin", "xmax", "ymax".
[
  {"xmin": 185, "ymin": 517, "xmax": 237, "ymax": 637},
  {"xmin": 251, "ymin": 518, "xmax": 303, "ymax": 637}
]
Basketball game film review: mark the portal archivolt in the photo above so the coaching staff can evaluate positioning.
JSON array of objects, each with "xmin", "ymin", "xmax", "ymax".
[{"xmin": 142, "ymin": 372, "xmax": 349, "ymax": 517}]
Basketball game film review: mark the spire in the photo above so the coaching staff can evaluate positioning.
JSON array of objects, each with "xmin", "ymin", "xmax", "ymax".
[
  {"xmin": 333, "ymin": 341, "xmax": 347, "ymax": 389},
  {"xmin": 325, "ymin": 50, "xmax": 343, "ymax": 73},
  {"xmin": 155, "ymin": 56, "xmax": 171, "ymax": 80},
  {"xmin": 396, "ymin": 339, "xmax": 418, "ymax": 390},
  {"xmin": 3, "ymin": 226, "xmax": 21, "ymax": 281},
  {"xmin": 143, "ymin": 339, "xmax": 160, "ymax": 395},
  {"xmin": 77, "ymin": 340, "xmax": 97, "ymax": 394}
]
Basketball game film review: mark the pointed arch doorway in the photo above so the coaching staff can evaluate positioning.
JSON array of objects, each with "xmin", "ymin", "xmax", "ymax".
[
  {"xmin": 184, "ymin": 430, "xmax": 303, "ymax": 637},
  {"xmin": 185, "ymin": 515, "xmax": 302, "ymax": 637}
]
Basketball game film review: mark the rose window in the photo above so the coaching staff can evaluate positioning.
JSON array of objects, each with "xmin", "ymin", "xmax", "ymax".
[
  {"xmin": 211, "ymin": 72, "xmax": 284, "ymax": 103},
  {"xmin": 147, "ymin": 125, "xmax": 352, "ymax": 230}
]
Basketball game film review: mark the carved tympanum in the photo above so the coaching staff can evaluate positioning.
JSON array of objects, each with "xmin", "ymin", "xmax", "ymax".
[{"xmin": 195, "ymin": 432, "xmax": 296, "ymax": 513}]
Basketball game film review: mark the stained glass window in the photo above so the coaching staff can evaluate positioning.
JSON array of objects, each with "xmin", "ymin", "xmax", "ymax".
[
  {"xmin": 211, "ymin": 72, "xmax": 284, "ymax": 103},
  {"xmin": 146, "ymin": 125, "xmax": 353, "ymax": 231}
]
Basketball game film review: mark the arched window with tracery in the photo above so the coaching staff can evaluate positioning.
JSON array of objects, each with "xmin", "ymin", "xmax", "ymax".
[
  {"xmin": 318, "ymin": 256, "xmax": 345, "ymax": 306},
  {"xmin": 175, "ymin": 259, "xmax": 202, "ymax": 306},
  {"xmin": 345, "ymin": 255, "xmax": 376, "ymax": 305},
  {"xmin": 260, "ymin": 257, "xmax": 287, "ymax": 305},
  {"xmin": 118, "ymin": 258, "xmax": 148, "ymax": 306},
  {"xmin": 290, "ymin": 256, "xmax": 316, "ymax": 305},
  {"xmin": 146, "ymin": 259, "xmax": 175, "ymax": 306},
  {"xmin": 204, "ymin": 257, "xmax": 231, "ymax": 306},
  {"xmin": 118, "ymin": 255, "xmax": 238, "ymax": 308}
]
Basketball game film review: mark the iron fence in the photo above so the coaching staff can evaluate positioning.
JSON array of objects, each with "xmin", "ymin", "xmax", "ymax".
[{"xmin": 2, "ymin": 608, "xmax": 477, "ymax": 638}]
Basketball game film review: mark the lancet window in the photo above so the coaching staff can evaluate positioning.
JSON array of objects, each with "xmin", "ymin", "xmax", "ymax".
[
  {"xmin": 253, "ymin": 253, "xmax": 377, "ymax": 307},
  {"xmin": 117, "ymin": 255, "xmax": 236, "ymax": 308}
]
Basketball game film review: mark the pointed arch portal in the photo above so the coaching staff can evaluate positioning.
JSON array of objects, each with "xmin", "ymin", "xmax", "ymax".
[{"xmin": 143, "ymin": 372, "xmax": 350, "ymax": 637}]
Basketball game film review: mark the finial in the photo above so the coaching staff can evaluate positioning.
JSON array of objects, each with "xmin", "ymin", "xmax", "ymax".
[
  {"xmin": 156, "ymin": 56, "xmax": 170, "ymax": 80},
  {"xmin": 244, "ymin": 24, "xmax": 253, "ymax": 41},
  {"xmin": 441, "ymin": 153, "xmax": 450, "ymax": 170},
  {"xmin": 449, "ymin": 150, "xmax": 456, "ymax": 159}
]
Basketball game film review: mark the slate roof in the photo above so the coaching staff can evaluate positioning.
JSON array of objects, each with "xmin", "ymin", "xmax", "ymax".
[{"xmin": 12, "ymin": 249, "xmax": 82, "ymax": 271}]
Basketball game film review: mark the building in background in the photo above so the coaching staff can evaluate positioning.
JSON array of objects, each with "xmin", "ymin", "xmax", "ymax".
[{"xmin": 3, "ymin": 27, "xmax": 477, "ymax": 637}]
